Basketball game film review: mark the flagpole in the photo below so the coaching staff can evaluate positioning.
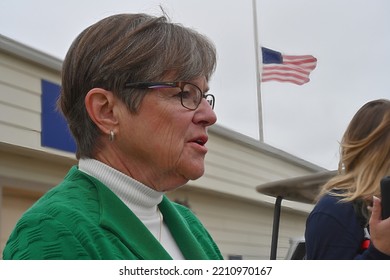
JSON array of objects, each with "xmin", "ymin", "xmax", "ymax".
[{"xmin": 252, "ymin": 0, "xmax": 264, "ymax": 141}]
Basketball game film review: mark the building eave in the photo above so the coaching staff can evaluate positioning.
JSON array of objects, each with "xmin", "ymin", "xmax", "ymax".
[{"xmin": 0, "ymin": 34, "xmax": 62, "ymax": 71}]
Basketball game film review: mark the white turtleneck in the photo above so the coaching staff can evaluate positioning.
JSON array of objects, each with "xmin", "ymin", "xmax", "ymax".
[{"xmin": 78, "ymin": 158, "xmax": 185, "ymax": 260}]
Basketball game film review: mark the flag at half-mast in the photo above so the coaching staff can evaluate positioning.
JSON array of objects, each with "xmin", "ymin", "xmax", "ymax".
[{"xmin": 261, "ymin": 47, "xmax": 317, "ymax": 85}]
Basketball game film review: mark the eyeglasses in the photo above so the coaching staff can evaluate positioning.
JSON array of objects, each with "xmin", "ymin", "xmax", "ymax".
[{"xmin": 124, "ymin": 81, "xmax": 215, "ymax": 110}]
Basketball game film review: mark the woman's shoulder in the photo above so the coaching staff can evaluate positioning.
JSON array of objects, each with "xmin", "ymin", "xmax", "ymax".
[
  {"xmin": 319, "ymin": 191, "xmax": 340, "ymax": 201},
  {"xmin": 19, "ymin": 168, "xmax": 101, "ymax": 227},
  {"xmin": 313, "ymin": 193, "xmax": 355, "ymax": 218}
]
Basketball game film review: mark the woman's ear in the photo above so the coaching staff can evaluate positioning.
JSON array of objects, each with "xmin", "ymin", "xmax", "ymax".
[{"xmin": 84, "ymin": 88, "xmax": 119, "ymax": 134}]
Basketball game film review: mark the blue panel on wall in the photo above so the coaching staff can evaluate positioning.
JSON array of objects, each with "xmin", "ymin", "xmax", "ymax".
[{"xmin": 41, "ymin": 79, "xmax": 76, "ymax": 153}]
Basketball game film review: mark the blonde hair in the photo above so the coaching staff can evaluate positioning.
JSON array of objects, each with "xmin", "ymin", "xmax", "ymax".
[{"xmin": 319, "ymin": 99, "xmax": 390, "ymax": 206}]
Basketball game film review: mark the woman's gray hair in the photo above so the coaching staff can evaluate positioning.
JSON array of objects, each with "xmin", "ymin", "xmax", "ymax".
[{"xmin": 58, "ymin": 13, "xmax": 217, "ymax": 159}]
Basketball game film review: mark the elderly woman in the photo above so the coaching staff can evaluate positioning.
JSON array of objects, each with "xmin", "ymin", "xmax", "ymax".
[{"xmin": 3, "ymin": 13, "xmax": 222, "ymax": 260}]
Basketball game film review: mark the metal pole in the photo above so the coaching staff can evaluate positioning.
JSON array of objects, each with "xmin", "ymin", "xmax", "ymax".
[
  {"xmin": 251, "ymin": 0, "xmax": 264, "ymax": 141},
  {"xmin": 270, "ymin": 195, "xmax": 283, "ymax": 260}
]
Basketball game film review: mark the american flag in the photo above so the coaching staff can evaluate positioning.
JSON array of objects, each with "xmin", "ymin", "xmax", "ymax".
[{"xmin": 261, "ymin": 47, "xmax": 317, "ymax": 85}]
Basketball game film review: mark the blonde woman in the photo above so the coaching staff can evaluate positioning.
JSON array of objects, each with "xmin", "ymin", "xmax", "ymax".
[{"xmin": 305, "ymin": 99, "xmax": 390, "ymax": 259}]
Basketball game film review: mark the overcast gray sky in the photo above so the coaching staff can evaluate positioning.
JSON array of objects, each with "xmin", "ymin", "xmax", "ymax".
[{"xmin": 0, "ymin": 0, "xmax": 389, "ymax": 170}]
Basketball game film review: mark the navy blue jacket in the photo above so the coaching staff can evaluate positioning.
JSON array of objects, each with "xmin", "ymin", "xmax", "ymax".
[{"xmin": 305, "ymin": 193, "xmax": 390, "ymax": 259}]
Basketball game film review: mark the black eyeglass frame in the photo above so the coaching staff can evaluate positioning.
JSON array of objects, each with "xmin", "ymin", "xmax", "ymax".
[{"xmin": 124, "ymin": 81, "xmax": 215, "ymax": 110}]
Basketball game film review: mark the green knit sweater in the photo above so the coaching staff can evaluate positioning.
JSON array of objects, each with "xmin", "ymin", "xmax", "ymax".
[{"xmin": 3, "ymin": 166, "xmax": 223, "ymax": 260}]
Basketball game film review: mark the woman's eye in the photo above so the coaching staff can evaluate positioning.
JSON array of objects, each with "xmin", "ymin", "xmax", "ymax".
[{"xmin": 178, "ymin": 91, "xmax": 192, "ymax": 99}]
